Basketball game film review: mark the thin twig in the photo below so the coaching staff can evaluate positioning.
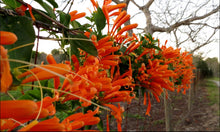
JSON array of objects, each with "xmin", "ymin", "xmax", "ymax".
[
  {"xmin": 67, "ymin": 0, "xmax": 74, "ymax": 14},
  {"xmin": 62, "ymin": 0, "xmax": 71, "ymax": 12},
  {"xmin": 15, "ymin": 0, "xmax": 77, "ymax": 35}
]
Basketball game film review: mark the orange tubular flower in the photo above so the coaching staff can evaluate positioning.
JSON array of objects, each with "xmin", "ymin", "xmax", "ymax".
[
  {"xmin": 69, "ymin": 10, "xmax": 78, "ymax": 17},
  {"xmin": 115, "ymin": 23, "xmax": 138, "ymax": 37},
  {"xmin": 137, "ymin": 59, "xmax": 176, "ymax": 115},
  {"xmin": 0, "ymin": 100, "xmax": 38, "ymax": 120},
  {"xmin": 0, "ymin": 31, "xmax": 17, "ymax": 93},
  {"xmin": 0, "ymin": 31, "xmax": 18, "ymax": 45},
  {"xmin": 15, "ymin": 4, "xmax": 36, "ymax": 21},
  {"xmin": 0, "ymin": 46, "xmax": 13, "ymax": 93},
  {"xmin": 102, "ymin": 5, "xmax": 110, "ymax": 32},
  {"xmin": 61, "ymin": 107, "xmax": 100, "ymax": 130},
  {"xmin": 0, "ymin": 95, "xmax": 58, "ymax": 131},
  {"xmin": 90, "ymin": 0, "xmax": 98, "ymax": 9},
  {"xmin": 70, "ymin": 12, "xmax": 86, "ymax": 21},
  {"xmin": 71, "ymin": 55, "xmax": 80, "ymax": 72},
  {"xmin": 0, "ymin": 119, "xmax": 16, "ymax": 131},
  {"xmin": 15, "ymin": 4, "xmax": 27, "ymax": 16},
  {"xmin": 35, "ymin": 93, "xmax": 59, "ymax": 117},
  {"xmin": 104, "ymin": 103, "xmax": 124, "ymax": 131},
  {"xmin": 107, "ymin": 3, "xmax": 127, "ymax": 13},
  {"xmin": 46, "ymin": 54, "xmax": 60, "ymax": 89},
  {"xmin": 17, "ymin": 120, "xmax": 39, "ymax": 131},
  {"xmin": 17, "ymin": 63, "xmax": 71, "ymax": 84},
  {"xmin": 156, "ymin": 42, "xmax": 195, "ymax": 94},
  {"xmin": 25, "ymin": 116, "xmax": 65, "ymax": 131},
  {"xmin": 111, "ymin": 10, "xmax": 126, "ymax": 33},
  {"xmin": 111, "ymin": 14, "xmax": 130, "ymax": 36},
  {"xmin": 145, "ymin": 93, "xmax": 151, "ymax": 116}
]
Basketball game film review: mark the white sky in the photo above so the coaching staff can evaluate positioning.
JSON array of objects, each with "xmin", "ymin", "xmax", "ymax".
[{"xmin": 27, "ymin": 0, "xmax": 219, "ymax": 61}]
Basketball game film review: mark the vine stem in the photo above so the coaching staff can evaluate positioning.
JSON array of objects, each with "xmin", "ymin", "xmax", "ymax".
[
  {"xmin": 32, "ymin": 27, "xmax": 40, "ymax": 89},
  {"xmin": 34, "ymin": 27, "xmax": 40, "ymax": 65},
  {"xmin": 22, "ymin": 84, "xmax": 110, "ymax": 111},
  {"xmin": 6, "ymin": 58, "xmax": 93, "ymax": 84},
  {"xmin": 15, "ymin": 0, "xmax": 77, "ymax": 35}
]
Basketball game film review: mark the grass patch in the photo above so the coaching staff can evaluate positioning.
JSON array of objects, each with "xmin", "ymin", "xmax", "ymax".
[
  {"xmin": 124, "ymin": 113, "xmax": 145, "ymax": 120},
  {"xmin": 208, "ymin": 77, "xmax": 220, "ymax": 81},
  {"xmin": 205, "ymin": 80, "xmax": 219, "ymax": 106},
  {"xmin": 152, "ymin": 119, "xmax": 165, "ymax": 125}
]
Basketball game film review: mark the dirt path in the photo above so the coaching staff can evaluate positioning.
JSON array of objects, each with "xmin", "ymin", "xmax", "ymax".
[
  {"xmin": 96, "ymin": 79, "xmax": 219, "ymax": 131},
  {"xmin": 210, "ymin": 80, "xmax": 220, "ymax": 87},
  {"xmin": 176, "ymin": 80, "xmax": 219, "ymax": 131}
]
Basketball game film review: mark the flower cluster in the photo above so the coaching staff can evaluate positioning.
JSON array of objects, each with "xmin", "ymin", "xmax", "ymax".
[{"xmin": 0, "ymin": 0, "xmax": 195, "ymax": 131}]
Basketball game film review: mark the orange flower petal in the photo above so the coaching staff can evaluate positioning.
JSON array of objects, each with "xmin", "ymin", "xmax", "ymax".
[
  {"xmin": 29, "ymin": 116, "xmax": 65, "ymax": 131},
  {"xmin": 0, "ymin": 46, "xmax": 13, "ymax": 93},
  {"xmin": 0, "ymin": 31, "xmax": 17, "ymax": 45},
  {"xmin": 20, "ymin": 64, "xmax": 70, "ymax": 84},
  {"xmin": 0, "ymin": 100, "xmax": 38, "ymax": 120},
  {"xmin": 145, "ymin": 93, "xmax": 151, "ymax": 116}
]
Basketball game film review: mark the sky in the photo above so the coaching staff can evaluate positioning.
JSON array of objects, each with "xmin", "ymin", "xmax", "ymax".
[{"xmin": 28, "ymin": 0, "xmax": 219, "ymax": 61}]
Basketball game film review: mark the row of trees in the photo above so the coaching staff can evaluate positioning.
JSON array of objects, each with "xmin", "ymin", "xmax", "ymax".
[{"xmin": 194, "ymin": 56, "xmax": 219, "ymax": 78}]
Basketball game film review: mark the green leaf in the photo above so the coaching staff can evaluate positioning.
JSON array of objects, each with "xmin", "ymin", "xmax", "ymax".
[
  {"xmin": 70, "ymin": 20, "xmax": 81, "ymax": 29},
  {"xmin": 25, "ymin": 9, "xmax": 52, "ymax": 25},
  {"xmin": 145, "ymin": 44, "xmax": 161, "ymax": 51},
  {"xmin": 97, "ymin": 118, "xmax": 103, "ymax": 131},
  {"xmin": 18, "ymin": 89, "xmax": 41, "ymax": 100},
  {"xmin": 69, "ymin": 33, "xmax": 98, "ymax": 56},
  {"xmin": 0, "ymin": 90, "xmax": 23, "ymax": 101},
  {"xmin": 46, "ymin": 0, "xmax": 58, "ymax": 8},
  {"xmin": 2, "ymin": 0, "xmax": 21, "ymax": 9},
  {"xmin": 120, "ymin": 46, "xmax": 127, "ymax": 53},
  {"xmin": 57, "ymin": 10, "xmax": 71, "ymax": 27},
  {"xmin": 0, "ymin": 15, "xmax": 35, "ymax": 69},
  {"xmin": 18, "ymin": 93, "xmax": 35, "ymax": 100},
  {"xmin": 70, "ymin": 41, "xmax": 80, "ymax": 58},
  {"xmin": 34, "ymin": 0, "xmax": 56, "ymax": 19},
  {"xmin": 93, "ymin": 7, "xmax": 106, "ymax": 34},
  {"xmin": 56, "ymin": 102, "xmax": 70, "ymax": 111},
  {"xmin": 55, "ymin": 111, "xmax": 69, "ymax": 122}
]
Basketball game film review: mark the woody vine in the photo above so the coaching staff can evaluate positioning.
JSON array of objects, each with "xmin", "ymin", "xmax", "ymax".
[{"xmin": 0, "ymin": 0, "xmax": 195, "ymax": 131}]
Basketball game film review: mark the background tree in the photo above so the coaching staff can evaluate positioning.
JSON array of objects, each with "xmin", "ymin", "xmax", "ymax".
[
  {"xmin": 196, "ymin": 58, "xmax": 213, "ymax": 78},
  {"xmin": 111, "ymin": 0, "xmax": 219, "ymax": 55},
  {"xmin": 205, "ymin": 57, "xmax": 219, "ymax": 78},
  {"xmin": 51, "ymin": 49, "xmax": 61, "ymax": 55}
]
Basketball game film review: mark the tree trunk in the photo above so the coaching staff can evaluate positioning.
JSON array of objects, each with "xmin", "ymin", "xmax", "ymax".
[{"xmin": 164, "ymin": 91, "xmax": 173, "ymax": 131}]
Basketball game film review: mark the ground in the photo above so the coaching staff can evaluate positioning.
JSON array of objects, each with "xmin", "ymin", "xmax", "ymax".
[{"xmin": 95, "ymin": 79, "xmax": 220, "ymax": 131}]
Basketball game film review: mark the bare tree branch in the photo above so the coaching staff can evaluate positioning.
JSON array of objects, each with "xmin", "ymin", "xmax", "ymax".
[
  {"xmin": 190, "ymin": 23, "xmax": 220, "ymax": 29},
  {"xmin": 108, "ymin": 0, "xmax": 219, "ymax": 55},
  {"xmin": 167, "ymin": 5, "xmax": 219, "ymax": 32},
  {"xmin": 190, "ymin": 29, "xmax": 218, "ymax": 53}
]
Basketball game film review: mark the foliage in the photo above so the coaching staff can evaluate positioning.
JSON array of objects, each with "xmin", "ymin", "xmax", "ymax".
[
  {"xmin": 0, "ymin": 0, "xmax": 195, "ymax": 131},
  {"xmin": 205, "ymin": 80, "xmax": 219, "ymax": 106},
  {"xmin": 196, "ymin": 59, "xmax": 213, "ymax": 78}
]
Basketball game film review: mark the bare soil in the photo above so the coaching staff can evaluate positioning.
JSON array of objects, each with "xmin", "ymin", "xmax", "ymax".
[{"xmin": 96, "ymin": 80, "xmax": 220, "ymax": 131}]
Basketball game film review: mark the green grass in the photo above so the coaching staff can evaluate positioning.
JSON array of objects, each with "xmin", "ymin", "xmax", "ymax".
[
  {"xmin": 205, "ymin": 80, "xmax": 219, "ymax": 106},
  {"xmin": 208, "ymin": 77, "xmax": 220, "ymax": 81},
  {"xmin": 124, "ymin": 113, "xmax": 145, "ymax": 120},
  {"xmin": 152, "ymin": 119, "xmax": 165, "ymax": 125}
]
